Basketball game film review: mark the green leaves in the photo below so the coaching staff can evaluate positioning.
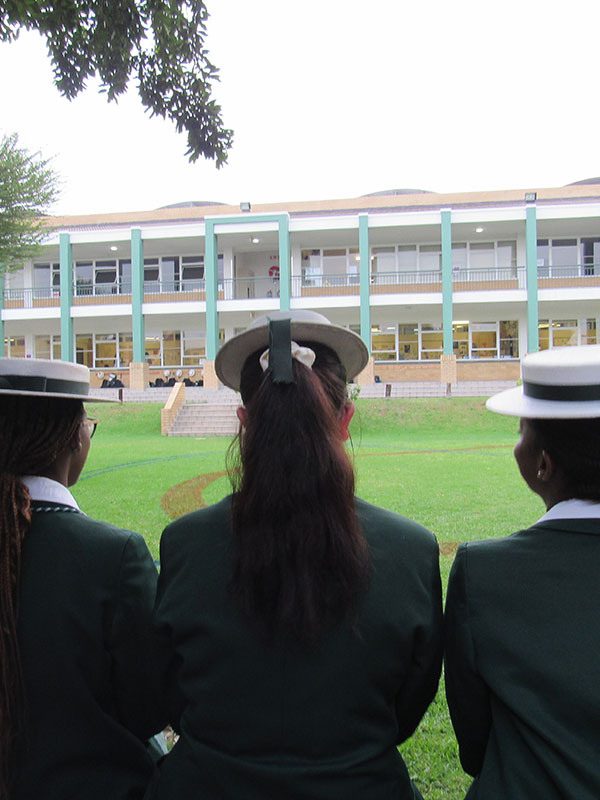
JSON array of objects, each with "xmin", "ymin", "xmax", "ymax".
[
  {"xmin": 0, "ymin": 0, "xmax": 233, "ymax": 164},
  {"xmin": 0, "ymin": 132, "xmax": 60, "ymax": 271}
]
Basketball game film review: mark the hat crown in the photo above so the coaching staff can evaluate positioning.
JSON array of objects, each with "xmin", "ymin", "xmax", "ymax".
[{"xmin": 523, "ymin": 345, "xmax": 600, "ymax": 386}]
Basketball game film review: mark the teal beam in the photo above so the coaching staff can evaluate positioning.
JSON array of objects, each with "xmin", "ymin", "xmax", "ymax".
[
  {"xmin": 59, "ymin": 233, "xmax": 74, "ymax": 362},
  {"xmin": 525, "ymin": 205, "xmax": 539, "ymax": 352},
  {"xmin": 358, "ymin": 214, "xmax": 371, "ymax": 351},
  {"xmin": 0, "ymin": 272, "xmax": 4, "ymax": 357},
  {"xmin": 131, "ymin": 228, "xmax": 145, "ymax": 361},
  {"xmin": 278, "ymin": 214, "xmax": 291, "ymax": 311},
  {"xmin": 205, "ymin": 220, "xmax": 219, "ymax": 360},
  {"xmin": 441, "ymin": 209, "xmax": 453, "ymax": 356}
]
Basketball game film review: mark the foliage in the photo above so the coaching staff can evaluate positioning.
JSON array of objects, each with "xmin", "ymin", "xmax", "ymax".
[
  {"xmin": 0, "ymin": 132, "xmax": 60, "ymax": 271},
  {"xmin": 0, "ymin": 1, "xmax": 233, "ymax": 165}
]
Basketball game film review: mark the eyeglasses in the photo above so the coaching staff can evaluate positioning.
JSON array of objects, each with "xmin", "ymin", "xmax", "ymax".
[{"xmin": 83, "ymin": 417, "xmax": 99, "ymax": 439}]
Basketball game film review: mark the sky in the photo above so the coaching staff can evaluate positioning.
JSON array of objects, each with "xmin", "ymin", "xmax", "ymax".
[{"xmin": 1, "ymin": 0, "xmax": 599, "ymax": 216}]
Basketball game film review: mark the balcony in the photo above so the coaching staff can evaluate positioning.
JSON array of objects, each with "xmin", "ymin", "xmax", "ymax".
[
  {"xmin": 452, "ymin": 266, "xmax": 526, "ymax": 291},
  {"xmin": 3, "ymin": 287, "xmax": 61, "ymax": 308},
  {"xmin": 537, "ymin": 264, "xmax": 600, "ymax": 288}
]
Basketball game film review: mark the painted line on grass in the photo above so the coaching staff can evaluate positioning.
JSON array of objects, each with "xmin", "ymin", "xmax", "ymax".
[{"xmin": 79, "ymin": 451, "xmax": 222, "ymax": 481}]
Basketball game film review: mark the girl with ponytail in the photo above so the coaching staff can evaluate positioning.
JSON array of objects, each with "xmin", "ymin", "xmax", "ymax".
[
  {"xmin": 152, "ymin": 311, "xmax": 442, "ymax": 800},
  {"xmin": 0, "ymin": 358, "xmax": 163, "ymax": 800}
]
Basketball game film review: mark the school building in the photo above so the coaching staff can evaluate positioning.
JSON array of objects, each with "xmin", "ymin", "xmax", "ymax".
[{"xmin": 1, "ymin": 180, "xmax": 599, "ymax": 388}]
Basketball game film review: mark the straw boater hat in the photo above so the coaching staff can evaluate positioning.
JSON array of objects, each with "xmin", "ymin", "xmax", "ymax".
[
  {"xmin": 215, "ymin": 310, "xmax": 369, "ymax": 391},
  {"xmin": 486, "ymin": 345, "xmax": 600, "ymax": 419},
  {"xmin": 0, "ymin": 358, "xmax": 112, "ymax": 402}
]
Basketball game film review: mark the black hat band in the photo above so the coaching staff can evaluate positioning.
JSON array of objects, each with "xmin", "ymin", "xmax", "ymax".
[
  {"xmin": 523, "ymin": 380, "xmax": 600, "ymax": 402},
  {"xmin": 0, "ymin": 375, "xmax": 89, "ymax": 396}
]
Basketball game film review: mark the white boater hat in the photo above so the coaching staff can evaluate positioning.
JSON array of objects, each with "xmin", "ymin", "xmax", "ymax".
[
  {"xmin": 0, "ymin": 358, "xmax": 113, "ymax": 402},
  {"xmin": 486, "ymin": 345, "xmax": 600, "ymax": 418},
  {"xmin": 215, "ymin": 310, "xmax": 369, "ymax": 392}
]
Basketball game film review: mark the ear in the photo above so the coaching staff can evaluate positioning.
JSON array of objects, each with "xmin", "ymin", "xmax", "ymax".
[
  {"xmin": 236, "ymin": 406, "xmax": 248, "ymax": 428},
  {"xmin": 536, "ymin": 449, "xmax": 556, "ymax": 482},
  {"xmin": 69, "ymin": 425, "xmax": 83, "ymax": 453},
  {"xmin": 340, "ymin": 402, "xmax": 355, "ymax": 441}
]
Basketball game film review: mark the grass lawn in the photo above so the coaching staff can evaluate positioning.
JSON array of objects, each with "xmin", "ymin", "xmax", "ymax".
[{"xmin": 75, "ymin": 397, "xmax": 544, "ymax": 800}]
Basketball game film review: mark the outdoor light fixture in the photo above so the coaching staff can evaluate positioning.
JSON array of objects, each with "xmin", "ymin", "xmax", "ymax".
[
  {"xmin": 110, "ymin": 245, "xmax": 118, "ymax": 251},
  {"xmin": 525, "ymin": 192, "xmax": 537, "ymax": 203},
  {"xmin": 240, "ymin": 201, "xmax": 251, "ymax": 212},
  {"xmin": 251, "ymin": 237, "xmax": 260, "ymax": 244},
  {"xmin": 475, "ymin": 227, "xmax": 484, "ymax": 233}
]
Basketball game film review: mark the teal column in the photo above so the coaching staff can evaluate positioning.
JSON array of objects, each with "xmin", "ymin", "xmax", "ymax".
[
  {"xmin": 525, "ymin": 205, "xmax": 539, "ymax": 352},
  {"xmin": 441, "ymin": 209, "xmax": 453, "ymax": 356},
  {"xmin": 358, "ymin": 214, "xmax": 371, "ymax": 351},
  {"xmin": 278, "ymin": 214, "xmax": 291, "ymax": 311},
  {"xmin": 205, "ymin": 220, "xmax": 219, "ymax": 360},
  {"xmin": 59, "ymin": 232, "xmax": 74, "ymax": 361},
  {"xmin": 0, "ymin": 272, "xmax": 4, "ymax": 357},
  {"xmin": 131, "ymin": 228, "xmax": 145, "ymax": 361}
]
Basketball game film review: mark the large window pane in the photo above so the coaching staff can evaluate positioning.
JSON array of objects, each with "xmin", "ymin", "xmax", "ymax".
[
  {"xmin": 419, "ymin": 246, "xmax": 441, "ymax": 272},
  {"xmin": 371, "ymin": 247, "xmax": 395, "ymax": 274},
  {"xmin": 551, "ymin": 240, "xmax": 578, "ymax": 270},
  {"xmin": 6, "ymin": 336, "xmax": 25, "ymax": 357},
  {"xmin": 302, "ymin": 249, "xmax": 322, "ymax": 286},
  {"xmin": 497, "ymin": 241, "xmax": 517, "ymax": 269},
  {"xmin": 371, "ymin": 325, "xmax": 397, "ymax": 361},
  {"xmin": 181, "ymin": 256, "xmax": 204, "ymax": 290},
  {"xmin": 421, "ymin": 322, "xmax": 442, "ymax": 359},
  {"xmin": 161, "ymin": 256, "xmax": 179, "ymax": 290},
  {"xmin": 398, "ymin": 323, "xmax": 418, "ymax": 360},
  {"xmin": 469, "ymin": 242, "xmax": 495, "ymax": 269},
  {"xmin": 35, "ymin": 335, "xmax": 51, "ymax": 360},
  {"xmin": 538, "ymin": 320, "xmax": 550, "ymax": 350},
  {"xmin": 183, "ymin": 330, "xmax": 205, "ymax": 365},
  {"xmin": 75, "ymin": 261, "xmax": 93, "ymax": 294},
  {"xmin": 119, "ymin": 332, "xmax": 133, "ymax": 366},
  {"xmin": 537, "ymin": 240, "xmax": 549, "ymax": 276},
  {"xmin": 551, "ymin": 319, "xmax": 577, "ymax": 347},
  {"xmin": 453, "ymin": 322, "xmax": 469, "ymax": 359},
  {"xmin": 583, "ymin": 318, "xmax": 597, "ymax": 345},
  {"xmin": 471, "ymin": 322, "xmax": 497, "ymax": 358},
  {"xmin": 119, "ymin": 259, "xmax": 132, "ymax": 293},
  {"xmin": 145, "ymin": 335, "xmax": 161, "ymax": 366},
  {"xmin": 322, "ymin": 249, "xmax": 347, "ymax": 280},
  {"xmin": 76, "ymin": 334, "xmax": 93, "ymax": 367},
  {"xmin": 95, "ymin": 333, "xmax": 117, "ymax": 367},
  {"xmin": 162, "ymin": 330, "xmax": 181, "ymax": 366},
  {"xmin": 499, "ymin": 321, "xmax": 519, "ymax": 357}
]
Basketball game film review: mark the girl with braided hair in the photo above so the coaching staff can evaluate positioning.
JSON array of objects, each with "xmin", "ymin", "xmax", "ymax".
[
  {"xmin": 445, "ymin": 345, "xmax": 600, "ymax": 800},
  {"xmin": 151, "ymin": 311, "xmax": 442, "ymax": 800},
  {"xmin": 0, "ymin": 358, "xmax": 164, "ymax": 800}
]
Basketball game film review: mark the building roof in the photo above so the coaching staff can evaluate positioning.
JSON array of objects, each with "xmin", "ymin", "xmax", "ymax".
[{"xmin": 45, "ymin": 183, "xmax": 600, "ymax": 231}]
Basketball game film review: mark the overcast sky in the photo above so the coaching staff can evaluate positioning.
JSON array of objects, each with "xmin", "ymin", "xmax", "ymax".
[{"xmin": 1, "ymin": 0, "xmax": 598, "ymax": 216}]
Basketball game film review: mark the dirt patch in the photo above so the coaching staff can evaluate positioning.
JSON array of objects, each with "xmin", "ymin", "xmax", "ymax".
[
  {"xmin": 161, "ymin": 471, "xmax": 227, "ymax": 519},
  {"xmin": 439, "ymin": 542, "xmax": 460, "ymax": 556}
]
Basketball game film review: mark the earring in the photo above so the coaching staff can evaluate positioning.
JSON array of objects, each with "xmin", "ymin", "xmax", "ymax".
[{"xmin": 537, "ymin": 469, "xmax": 543, "ymax": 479}]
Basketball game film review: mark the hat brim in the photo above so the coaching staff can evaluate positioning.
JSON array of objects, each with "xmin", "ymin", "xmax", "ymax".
[
  {"xmin": 0, "ymin": 388, "xmax": 115, "ymax": 403},
  {"xmin": 216, "ymin": 320, "xmax": 369, "ymax": 391},
  {"xmin": 486, "ymin": 385, "xmax": 600, "ymax": 418}
]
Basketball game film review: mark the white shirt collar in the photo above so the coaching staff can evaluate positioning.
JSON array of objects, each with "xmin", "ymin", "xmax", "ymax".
[
  {"xmin": 537, "ymin": 498, "xmax": 600, "ymax": 524},
  {"xmin": 21, "ymin": 476, "xmax": 80, "ymax": 511}
]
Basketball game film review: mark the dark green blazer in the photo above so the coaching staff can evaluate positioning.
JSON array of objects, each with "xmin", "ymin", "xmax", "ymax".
[
  {"xmin": 14, "ymin": 502, "xmax": 163, "ymax": 800},
  {"xmin": 445, "ymin": 518, "xmax": 600, "ymax": 799},
  {"xmin": 151, "ymin": 495, "xmax": 442, "ymax": 800}
]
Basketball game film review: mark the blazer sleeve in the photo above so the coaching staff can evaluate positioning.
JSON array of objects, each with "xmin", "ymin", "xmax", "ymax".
[
  {"xmin": 444, "ymin": 543, "xmax": 491, "ymax": 776},
  {"xmin": 107, "ymin": 532, "xmax": 166, "ymax": 739},
  {"xmin": 395, "ymin": 540, "xmax": 444, "ymax": 743}
]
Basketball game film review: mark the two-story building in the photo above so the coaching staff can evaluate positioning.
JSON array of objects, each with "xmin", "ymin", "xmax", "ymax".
[{"xmin": 2, "ymin": 181, "xmax": 599, "ymax": 387}]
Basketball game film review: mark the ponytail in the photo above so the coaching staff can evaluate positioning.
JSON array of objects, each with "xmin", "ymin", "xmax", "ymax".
[
  {"xmin": 228, "ymin": 342, "xmax": 370, "ymax": 644},
  {"xmin": 0, "ymin": 395, "xmax": 83, "ymax": 798}
]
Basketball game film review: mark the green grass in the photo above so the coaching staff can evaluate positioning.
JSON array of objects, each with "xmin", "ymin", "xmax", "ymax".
[{"xmin": 73, "ymin": 397, "xmax": 544, "ymax": 800}]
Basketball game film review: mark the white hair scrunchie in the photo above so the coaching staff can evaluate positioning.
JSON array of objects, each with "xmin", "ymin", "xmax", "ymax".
[{"xmin": 259, "ymin": 341, "xmax": 316, "ymax": 373}]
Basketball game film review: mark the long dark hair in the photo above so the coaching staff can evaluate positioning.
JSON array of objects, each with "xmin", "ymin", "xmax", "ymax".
[
  {"xmin": 528, "ymin": 416, "xmax": 600, "ymax": 501},
  {"xmin": 0, "ymin": 395, "xmax": 83, "ymax": 799},
  {"xmin": 228, "ymin": 340, "xmax": 370, "ymax": 644}
]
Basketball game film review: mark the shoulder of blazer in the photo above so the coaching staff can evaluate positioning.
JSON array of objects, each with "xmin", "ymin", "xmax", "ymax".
[
  {"xmin": 162, "ymin": 494, "xmax": 233, "ymax": 544},
  {"xmin": 355, "ymin": 496, "xmax": 438, "ymax": 552},
  {"xmin": 31, "ymin": 504, "xmax": 146, "ymax": 553}
]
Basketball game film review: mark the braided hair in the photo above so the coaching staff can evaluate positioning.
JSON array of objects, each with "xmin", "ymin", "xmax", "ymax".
[{"xmin": 0, "ymin": 394, "xmax": 83, "ymax": 799}]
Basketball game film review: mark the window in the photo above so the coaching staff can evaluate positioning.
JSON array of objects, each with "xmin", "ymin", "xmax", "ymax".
[
  {"xmin": 162, "ymin": 331, "xmax": 181, "ymax": 365},
  {"xmin": 94, "ymin": 260, "xmax": 117, "ymax": 294},
  {"xmin": 497, "ymin": 241, "xmax": 517, "ymax": 269},
  {"xmin": 469, "ymin": 242, "xmax": 495, "ymax": 270},
  {"xmin": 419, "ymin": 246, "xmax": 441, "ymax": 272},
  {"xmin": 371, "ymin": 247, "xmax": 395, "ymax": 275},
  {"xmin": 470, "ymin": 322, "xmax": 497, "ymax": 358},
  {"xmin": 119, "ymin": 259, "xmax": 132, "ymax": 293},
  {"xmin": 453, "ymin": 323, "xmax": 469, "ymax": 359},
  {"xmin": 4, "ymin": 336, "xmax": 25, "ymax": 357},
  {"xmin": 144, "ymin": 258, "xmax": 160, "ymax": 292},
  {"xmin": 347, "ymin": 248, "xmax": 359, "ymax": 284},
  {"xmin": 161, "ymin": 256, "xmax": 180, "ymax": 291},
  {"xmin": 183, "ymin": 330, "xmax": 205, "ymax": 365},
  {"xmin": 181, "ymin": 256, "xmax": 204, "ymax": 290},
  {"xmin": 35, "ymin": 334, "xmax": 61, "ymax": 360},
  {"xmin": 33, "ymin": 262, "xmax": 60, "ymax": 295},
  {"xmin": 75, "ymin": 261, "xmax": 93, "ymax": 294},
  {"xmin": 119, "ymin": 333, "xmax": 133, "ymax": 366},
  {"xmin": 76, "ymin": 334, "xmax": 93, "ymax": 367},
  {"xmin": 538, "ymin": 320, "xmax": 550, "ymax": 350},
  {"xmin": 583, "ymin": 318, "xmax": 597, "ymax": 345},
  {"xmin": 551, "ymin": 319, "xmax": 577, "ymax": 347},
  {"xmin": 421, "ymin": 323, "xmax": 443, "ymax": 359},
  {"xmin": 371, "ymin": 325, "xmax": 397, "ymax": 361},
  {"xmin": 499, "ymin": 321, "xmax": 519, "ymax": 357},
  {"xmin": 95, "ymin": 333, "xmax": 117, "ymax": 367},
  {"xmin": 550, "ymin": 240, "xmax": 578, "ymax": 273},
  {"xmin": 302, "ymin": 249, "xmax": 322, "ymax": 287},
  {"xmin": 581, "ymin": 239, "xmax": 600, "ymax": 275},
  {"xmin": 145, "ymin": 335, "xmax": 161, "ymax": 366},
  {"xmin": 398, "ymin": 323, "xmax": 418, "ymax": 360}
]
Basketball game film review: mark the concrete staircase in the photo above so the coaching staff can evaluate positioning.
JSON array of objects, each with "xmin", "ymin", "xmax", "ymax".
[{"xmin": 169, "ymin": 400, "xmax": 239, "ymax": 437}]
